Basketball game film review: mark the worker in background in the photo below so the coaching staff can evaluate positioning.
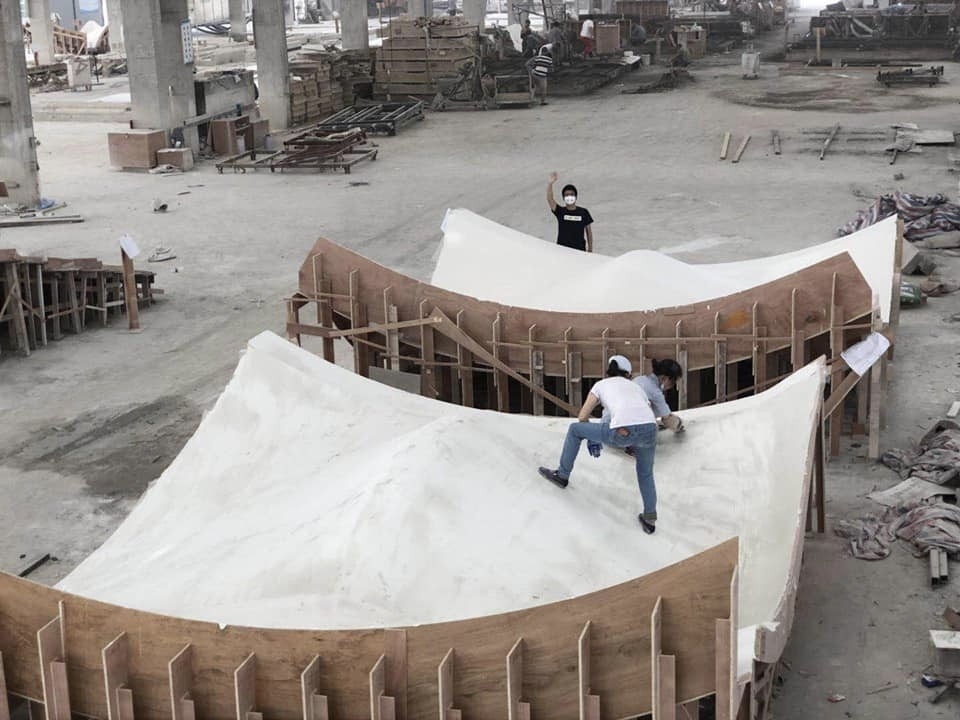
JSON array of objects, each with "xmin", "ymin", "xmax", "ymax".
[
  {"xmin": 538, "ymin": 355, "xmax": 684, "ymax": 534},
  {"xmin": 579, "ymin": 16, "xmax": 595, "ymax": 57},
  {"xmin": 546, "ymin": 171, "xmax": 594, "ymax": 252},
  {"xmin": 447, "ymin": 0, "xmax": 458, "ymax": 16},
  {"xmin": 527, "ymin": 44, "xmax": 554, "ymax": 106},
  {"xmin": 547, "ymin": 21, "xmax": 566, "ymax": 64}
]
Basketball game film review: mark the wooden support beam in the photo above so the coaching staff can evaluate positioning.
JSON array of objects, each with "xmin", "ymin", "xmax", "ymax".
[
  {"xmin": 506, "ymin": 638, "xmax": 530, "ymax": 720},
  {"xmin": 820, "ymin": 123, "xmax": 840, "ymax": 160},
  {"xmin": 437, "ymin": 649, "xmax": 461, "ymax": 720},
  {"xmin": 577, "ymin": 622, "xmax": 600, "ymax": 720},
  {"xmin": 714, "ymin": 313, "xmax": 726, "ymax": 404},
  {"xmin": 96, "ymin": 271, "xmax": 108, "ymax": 326},
  {"xmin": 20, "ymin": 264, "xmax": 37, "ymax": 348},
  {"xmin": 418, "ymin": 300, "xmax": 440, "ymax": 398},
  {"xmin": 37, "ymin": 605, "xmax": 70, "ymax": 720},
  {"xmin": 569, "ymin": 352, "xmax": 583, "ymax": 408},
  {"xmin": 678, "ymin": 700, "xmax": 699, "ymax": 719},
  {"xmin": 318, "ymin": 277, "xmax": 335, "ymax": 362},
  {"xmin": 0, "ymin": 651, "xmax": 10, "ymax": 720},
  {"xmin": 428, "ymin": 308, "xmax": 577, "ymax": 415},
  {"xmin": 64, "ymin": 272, "xmax": 81, "ymax": 334},
  {"xmin": 102, "ymin": 632, "xmax": 133, "ymax": 720},
  {"xmin": 828, "ymin": 275, "xmax": 843, "ymax": 456},
  {"xmin": 301, "ymin": 655, "xmax": 329, "ymax": 720},
  {"xmin": 675, "ymin": 320, "xmax": 688, "ymax": 410},
  {"xmin": 3, "ymin": 263, "xmax": 29, "ymax": 355},
  {"xmin": 493, "ymin": 314, "xmax": 509, "ymax": 412},
  {"xmin": 789, "ymin": 289, "xmax": 803, "ymax": 370},
  {"xmin": 287, "ymin": 296, "xmax": 304, "ymax": 346},
  {"xmin": 651, "ymin": 598, "xmax": 677, "ymax": 720},
  {"xmin": 889, "ymin": 219, "xmax": 904, "ymax": 356},
  {"xmin": 529, "ymin": 325, "xmax": 543, "ymax": 416},
  {"xmin": 714, "ymin": 566, "xmax": 739, "ymax": 720},
  {"xmin": 384, "ymin": 629, "xmax": 407, "ymax": 720},
  {"xmin": 234, "ymin": 653, "xmax": 257, "ymax": 720},
  {"xmin": 384, "ymin": 291, "xmax": 400, "ymax": 370},
  {"xmin": 168, "ymin": 644, "xmax": 195, "ymax": 720},
  {"xmin": 369, "ymin": 655, "xmax": 396, "ymax": 720},
  {"xmin": 121, "ymin": 249, "xmax": 140, "ymax": 331},
  {"xmin": 50, "ymin": 273, "xmax": 62, "ymax": 340},
  {"xmin": 600, "ymin": 327, "xmax": 611, "ymax": 375},
  {"xmin": 34, "ymin": 264, "xmax": 47, "ymax": 346},
  {"xmin": 814, "ymin": 417, "xmax": 826, "ymax": 533},
  {"xmin": 457, "ymin": 311, "xmax": 474, "ymax": 407}
]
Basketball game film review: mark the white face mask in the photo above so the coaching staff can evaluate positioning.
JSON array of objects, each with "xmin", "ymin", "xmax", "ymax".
[{"xmin": 563, "ymin": 195, "xmax": 577, "ymax": 205}]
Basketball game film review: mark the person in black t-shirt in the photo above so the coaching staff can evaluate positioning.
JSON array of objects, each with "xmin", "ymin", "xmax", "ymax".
[{"xmin": 546, "ymin": 172, "xmax": 594, "ymax": 252}]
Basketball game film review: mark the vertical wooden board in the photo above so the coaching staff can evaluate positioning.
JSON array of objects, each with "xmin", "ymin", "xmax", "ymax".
[
  {"xmin": 64, "ymin": 272, "xmax": 81, "ymax": 333},
  {"xmin": 379, "ymin": 695, "xmax": 396, "ymax": 720},
  {"xmin": 651, "ymin": 598, "xmax": 662, "ymax": 719},
  {"xmin": 3, "ymin": 264, "xmax": 29, "ymax": 355},
  {"xmin": 234, "ymin": 653, "xmax": 256, "ymax": 720},
  {"xmin": 50, "ymin": 275, "xmax": 62, "ymax": 340},
  {"xmin": 437, "ymin": 649, "xmax": 454, "ymax": 720},
  {"xmin": 658, "ymin": 655, "xmax": 676, "ymax": 720},
  {"xmin": 384, "ymin": 630, "xmax": 407, "ymax": 720},
  {"xmin": 369, "ymin": 655, "xmax": 386, "ymax": 720},
  {"xmin": 121, "ymin": 251, "xmax": 140, "ymax": 331},
  {"xmin": 355, "ymin": 303, "xmax": 371, "ymax": 378},
  {"xmin": 0, "ymin": 651, "xmax": 11, "ymax": 720},
  {"xmin": 301, "ymin": 655, "xmax": 320, "ymax": 720},
  {"xmin": 531, "ymin": 349, "xmax": 545, "ymax": 417},
  {"xmin": 19, "ymin": 265, "xmax": 37, "ymax": 348},
  {"xmin": 493, "ymin": 315, "xmax": 509, "ymax": 412},
  {"xmin": 868, "ymin": 363, "xmax": 882, "ymax": 459},
  {"xmin": 168, "ymin": 644, "xmax": 192, "ymax": 720},
  {"xmin": 319, "ymin": 278, "xmax": 335, "ymax": 363},
  {"xmin": 714, "ymin": 620, "xmax": 732, "ymax": 720},
  {"xmin": 569, "ymin": 353, "xmax": 583, "ymax": 408},
  {"xmin": 34, "ymin": 265, "xmax": 47, "ymax": 346},
  {"xmin": 50, "ymin": 661, "xmax": 71, "ymax": 720},
  {"xmin": 0, "ymin": 576, "xmax": 59, "ymax": 700},
  {"xmin": 506, "ymin": 638, "xmax": 522, "ymax": 720},
  {"xmin": 102, "ymin": 633, "xmax": 129, "ymax": 720},
  {"xmin": 577, "ymin": 623, "xmax": 590, "ymax": 720},
  {"xmin": 117, "ymin": 687, "xmax": 135, "ymax": 720},
  {"xmin": 37, "ymin": 615, "xmax": 64, "ymax": 720},
  {"xmin": 457, "ymin": 311, "xmax": 475, "ymax": 407},
  {"xmin": 311, "ymin": 694, "xmax": 328, "ymax": 720}
]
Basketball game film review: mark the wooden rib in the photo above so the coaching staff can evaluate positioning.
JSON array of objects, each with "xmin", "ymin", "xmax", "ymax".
[
  {"xmin": 34, "ymin": 264, "xmax": 47, "ymax": 346},
  {"xmin": 889, "ymin": 219, "xmax": 904, "ymax": 354},
  {"xmin": 37, "ymin": 606, "xmax": 69, "ymax": 720},
  {"xmin": 828, "ymin": 273, "xmax": 843, "ymax": 457},
  {"xmin": 168, "ymin": 643, "xmax": 194, "ymax": 720},
  {"xmin": 506, "ymin": 638, "xmax": 529, "ymax": 720},
  {"xmin": 638, "ymin": 323, "xmax": 648, "ymax": 374},
  {"xmin": 319, "ymin": 277, "xmax": 335, "ymax": 362},
  {"xmin": 383, "ymin": 288, "xmax": 397, "ymax": 370},
  {"xmin": 868, "ymin": 307, "xmax": 883, "ymax": 459},
  {"xmin": 50, "ymin": 662, "xmax": 70, "ymax": 720},
  {"xmin": 370, "ymin": 654, "xmax": 386, "ymax": 720},
  {"xmin": 600, "ymin": 327, "xmax": 611, "ymax": 375},
  {"xmin": 102, "ymin": 632, "xmax": 129, "ymax": 720},
  {"xmin": 458, "ymin": 311, "xmax": 475, "ymax": 407},
  {"xmin": 569, "ymin": 352, "xmax": 583, "ymax": 408},
  {"xmin": 3, "ymin": 263, "xmax": 29, "ymax": 355},
  {"xmin": 714, "ymin": 313, "xmax": 726, "ymax": 403},
  {"xmin": 577, "ymin": 622, "xmax": 599, "ymax": 720},
  {"xmin": 528, "ymin": 325, "xmax": 543, "ymax": 416},
  {"xmin": 493, "ymin": 315, "xmax": 509, "ymax": 412},
  {"xmin": 384, "ymin": 629, "xmax": 407, "ymax": 720},
  {"xmin": 49, "ymin": 273, "xmax": 62, "ymax": 340},
  {"xmin": 789, "ymin": 288, "xmax": 803, "ymax": 370},
  {"xmin": 117, "ymin": 688, "xmax": 134, "ymax": 720},
  {"xmin": 651, "ymin": 598, "xmax": 662, "ymax": 717},
  {"xmin": 420, "ymin": 300, "xmax": 439, "ymax": 398},
  {"xmin": 302, "ymin": 654, "xmax": 329, "ymax": 720},
  {"xmin": 675, "ymin": 320, "xmax": 688, "ymax": 410},
  {"xmin": 658, "ymin": 655, "xmax": 676, "ymax": 720},
  {"xmin": 438, "ymin": 648, "xmax": 460, "ymax": 720},
  {"xmin": 234, "ymin": 653, "xmax": 256, "ymax": 720}
]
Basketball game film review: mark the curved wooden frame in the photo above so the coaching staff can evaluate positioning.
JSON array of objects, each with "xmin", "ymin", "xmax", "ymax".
[{"xmin": 0, "ymin": 541, "xmax": 738, "ymax": 720}]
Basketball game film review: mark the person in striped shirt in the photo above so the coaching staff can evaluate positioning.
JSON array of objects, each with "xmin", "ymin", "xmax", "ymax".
[{"xmin": 527, "ymin": 44, "xmax": 553, "ymax": 106}]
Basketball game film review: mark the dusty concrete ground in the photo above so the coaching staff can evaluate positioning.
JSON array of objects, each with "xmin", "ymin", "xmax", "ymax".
[{"xmin": 3, "ymin": 37, "xmax": 960, "ymax": 719}]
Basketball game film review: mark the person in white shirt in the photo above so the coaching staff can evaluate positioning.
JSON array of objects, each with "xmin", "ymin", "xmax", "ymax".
[
  {"xmin": 538, "ymin": 355, "xmax": 683, "ymax": 533},
  {"xmin": 579, "ymin": 17, "xmax": 595, "ymax": 57}
]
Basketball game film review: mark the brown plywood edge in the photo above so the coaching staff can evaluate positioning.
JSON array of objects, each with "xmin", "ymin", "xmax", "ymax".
[{"xmin": 1, "ymin": 540, "xmax": 737, "ymax": 720}]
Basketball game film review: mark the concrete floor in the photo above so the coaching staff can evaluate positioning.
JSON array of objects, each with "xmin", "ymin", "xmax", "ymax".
[{"xmin": 3, "ymin": 45, "xmax": 960, "ymax": 719}]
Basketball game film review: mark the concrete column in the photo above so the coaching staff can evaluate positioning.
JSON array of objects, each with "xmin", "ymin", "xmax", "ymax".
[
  {"xmin": 104, "ymin": 0, "xmax": 125, "ymax": 53},
  {"xmin": 341, "ymin": 1, "xmax": 367, "ymax": 50},
  {"xmin": 28, "ymin": 0, "xmax": 55, "ymax": 66},
  {"xmin": 123, "ymin": 0, "xmax": 200, "ymax": 151},
  {"xmin": 229, "ymin": 0, "xmax": 246, "ymax": 40},
  {"xmin": 0, "ymin": 0, "xmax": 40, "ymax": 206},
  {"xmin": 284, "ymin": 0, "xmax": 294, "ymax": 26},
  {"xmin": 408, "ymin": 0, "xmax": 432, "ymax": 17},
  {"xmin": 462, "ymin": 0, "xmax": 485, "ymax": 26},
  {"xmin": 253, "ymin": 0, "xmax": 290, "ymax": 131}
]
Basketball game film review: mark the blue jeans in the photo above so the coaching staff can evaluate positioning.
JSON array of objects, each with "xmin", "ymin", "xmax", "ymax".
[{"xmin": 557, "ymin": 421, "xmax": 658, "ymax": 520}]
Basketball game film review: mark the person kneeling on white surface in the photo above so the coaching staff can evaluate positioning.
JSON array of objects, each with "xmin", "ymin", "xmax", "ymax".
[{"xmin": 538, "ymin": 355, "xmax": 683, "ymax": 533}]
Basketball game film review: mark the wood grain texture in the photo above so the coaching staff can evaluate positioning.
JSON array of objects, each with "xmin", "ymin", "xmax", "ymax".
[{"xmin": 0, "ymin": 541, "xmax": 737, "ymax": 720}]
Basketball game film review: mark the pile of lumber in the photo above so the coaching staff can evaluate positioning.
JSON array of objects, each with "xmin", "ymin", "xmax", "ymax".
[
  {"xmin": 374, "ymin": 16, "xmax": 480, "ymax": 99},
  {"xmin": 0, "ymin": 249, "xmax": 159, "ymax": 360},
  {"xmin": 288, "ymin": 49, "xmax": 375, "ymax": 127}
]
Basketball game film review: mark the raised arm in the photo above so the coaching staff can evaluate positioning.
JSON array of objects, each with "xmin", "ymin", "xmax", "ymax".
[
  {"xmin": 546, "ymin": 171, "xmax": 558, "ymax": 212},
  {"xmin": 585, "ymin": 224, "xmax": 594, "ymax": 253}
]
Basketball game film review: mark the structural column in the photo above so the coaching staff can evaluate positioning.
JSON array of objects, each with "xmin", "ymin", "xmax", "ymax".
[
  {"xmin": 253, "ymin": 0, "xmax": 291, "ymax": 131},
  {"xmin": 0, "ymin": 0, "xmax": 41, "ymax": 206},
  {"xmin": 28, "ymin": 0, "xmax": 55, "ymax": 65},
  {"xmin": 104, "ymin": 0, "xmax": 125, "ymax": 53},
  {"xmin": 341, "ymin": 1, "xmax": 367, "ymax": 50},
  {"xmin": 462, "ymin": 0, "xmax": 485, "ymax": 26},
  {"xmin": 122, "ymin": 0, "xmax": 199, "ymax": 151},
  {"xmin": 407, "ymin": 0, "xmax": 432, "ymax": 18},
  {"xmin": 229, "ymin": 0, "xmax": 246, "ymax": 41}
]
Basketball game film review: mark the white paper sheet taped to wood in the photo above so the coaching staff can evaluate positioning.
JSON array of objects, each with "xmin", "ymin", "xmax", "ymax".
[
  {"xmin": 432, "ymin": 209, "xmax": 898, "ymax": 322},
  {"xmin": 59, "ymin": 332, "xmax": 825, "ymax": 671}
]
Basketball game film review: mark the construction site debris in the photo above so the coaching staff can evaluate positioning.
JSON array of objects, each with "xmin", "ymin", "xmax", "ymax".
[
  {"xmin": 834, "ymin": 500, "xmax": 960, "ymax": 560},
  {"xmin": 900, "ymin": 279, "xmax": 925, "ymax": 305},
  {"xmin": 820, "ymin": 123, "xmax": 841, "ymax": 160},
  {"xmin": 839, "ymin": 191, "xmax": 960, "ymax": 242},
  {"xmin": 877, "ymin": 66, "xmax": 945, "ymax": 87},
  {"xmin": 15, "ymin": 553, "xmax": 50, "ymax": 578},
  {"xmin": 312, "ymin": 102, "xmax": 424, "ymax": 136},
  {"xmin": 215, "ymin": 127, "xmax": 377, "ymax": 174},
  {"xmin": 883, "ymin": 420, "xmax": 960, "ymax": 485}
]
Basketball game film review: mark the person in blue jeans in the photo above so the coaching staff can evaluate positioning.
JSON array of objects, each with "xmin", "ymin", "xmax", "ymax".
[{"xmin": 538, "ymin": 355, "xmax": 684, "ymax": 534}]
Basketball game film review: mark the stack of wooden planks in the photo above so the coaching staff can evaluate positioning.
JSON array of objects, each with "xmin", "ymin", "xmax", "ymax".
[
  {"xmin": 0, "ymin": 250, "xmax": 159, "ymax": 360},
  {"xmin": 374, "ymin": 16, "xmax": 480, "ymax": 99},
  {"xmin": 290, "ymin": 61, "xmax": 343, "ymax": 127}
]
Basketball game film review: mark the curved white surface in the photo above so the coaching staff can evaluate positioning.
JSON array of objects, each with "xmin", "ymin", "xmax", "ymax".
[
  {"xmin": 433, "ymin": 209, "xmax": 896, "ymax": 321},
  {"xmin": 60, "ymin": 332, "xmax": 823, "ymax": 670}
]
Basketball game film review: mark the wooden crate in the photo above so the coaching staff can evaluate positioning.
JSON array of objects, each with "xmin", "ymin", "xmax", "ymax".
[{"xmin": 107, "ymin": 130, "xmax": 167, "ymax": 169}]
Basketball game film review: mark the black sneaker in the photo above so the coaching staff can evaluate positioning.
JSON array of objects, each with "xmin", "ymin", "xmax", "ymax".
[
  {"xmin": 538, "ymin": 467, "xmax": 568, "ymax": 488},
  {"xmin": 638, "ymin": 515, "xmax": 656, "ymax": 534}
]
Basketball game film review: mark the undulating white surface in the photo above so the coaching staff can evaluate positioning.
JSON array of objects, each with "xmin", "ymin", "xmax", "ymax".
[
  {"xmin": 60, "ymin": 332, "xmax": 823, "ymax": 670},
  {"xmin": 433, "ymin": 209, "xmax": 896, "ymax": 321}
]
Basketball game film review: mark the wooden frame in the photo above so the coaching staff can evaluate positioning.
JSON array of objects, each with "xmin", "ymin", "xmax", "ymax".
[{"xmin": 0, "ymin": 540, "xmax": 739, "ymax": 720}]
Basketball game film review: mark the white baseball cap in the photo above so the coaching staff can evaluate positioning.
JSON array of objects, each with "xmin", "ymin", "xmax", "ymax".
[{"xmin": 609, "ymin": 354, "xmax": 632, "ymax": 374}]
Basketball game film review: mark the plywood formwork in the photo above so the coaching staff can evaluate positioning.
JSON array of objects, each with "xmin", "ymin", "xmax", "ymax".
[{"xmin": 0, "ymin": 541, "xmax": 738, "ymax": 720}]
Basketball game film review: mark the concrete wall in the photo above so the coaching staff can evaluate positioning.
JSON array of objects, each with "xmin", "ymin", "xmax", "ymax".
[{"xmin": 0, "ymin": 0, "xmax": 40, "ymax": 205}]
